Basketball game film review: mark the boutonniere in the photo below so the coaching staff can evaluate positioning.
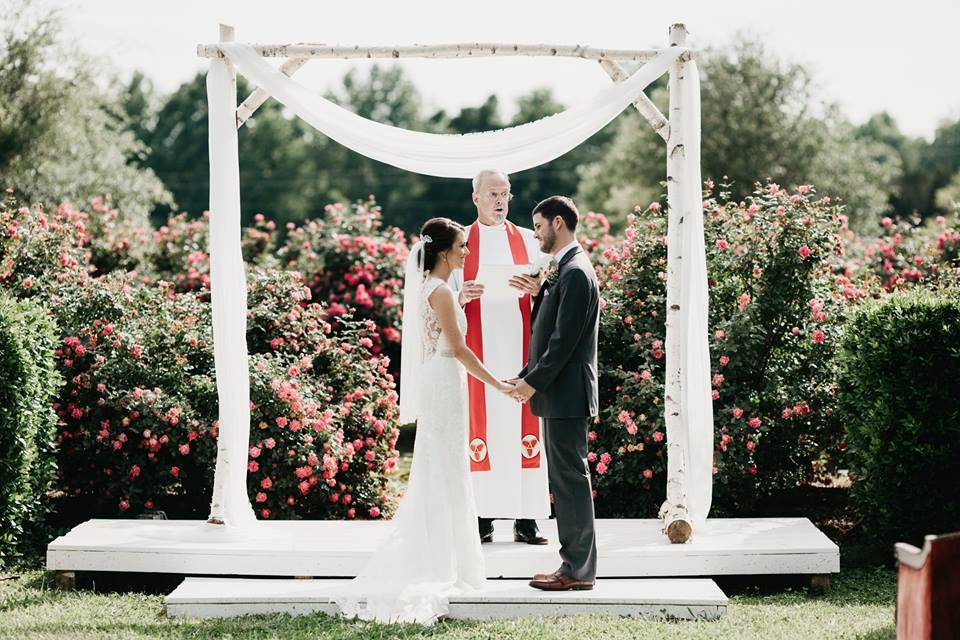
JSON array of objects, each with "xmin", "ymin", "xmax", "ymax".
[{"xmin": 544, "ymin": 259, "xmax": 560, "ymax": 287}]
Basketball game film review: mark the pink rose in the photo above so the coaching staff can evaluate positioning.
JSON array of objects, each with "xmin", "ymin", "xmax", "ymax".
[
  {"xmin": 811, "ymin": 329, "xmax": 825, "ymax": 344},
  {"xmin": 748, "ymin": 417, "xmax": 761, "ymax": 429},
  {"xmin": 595, "ymin": 462, "xmax": 608, "ymax": 474},
  {"xmin": 798, "ymin": 245, "xmax": 811, "ymax": 258},
  {"xmin": 732, "ymin": 407, "xmax": 744, "ymax": 419},
  {"xmin": 643, "ymin": 469, "xmax": 653, "ymax": 479}
]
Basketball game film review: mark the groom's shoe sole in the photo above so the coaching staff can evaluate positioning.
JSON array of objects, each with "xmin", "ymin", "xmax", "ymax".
[
  {"xmin": 479, "ymin": 532, "xmax": 494, "ymax": 544},
  {"xmin": 514, "ymin": 533, "xmax": 549, "ymax": 545},
  {"xmin": 529, "ymin": 574, "xmax": 595, "ymax": 591}
]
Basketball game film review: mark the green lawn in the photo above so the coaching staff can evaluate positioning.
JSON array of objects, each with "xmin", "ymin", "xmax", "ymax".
[{"xmin": 0, "ymin": 566, "xmax": 895, "ymax": 640}]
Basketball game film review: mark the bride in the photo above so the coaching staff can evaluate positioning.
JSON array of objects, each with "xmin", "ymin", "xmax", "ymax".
[{"xmin": 334, "ymin": 217, "xmax": 515, "ymax": 625}]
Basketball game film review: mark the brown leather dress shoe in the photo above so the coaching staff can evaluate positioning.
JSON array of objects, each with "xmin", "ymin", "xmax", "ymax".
[
  {"xmin": 529, "ymin": 572, "xmax": 595, "ymax": 591},
  {"xmin": 532, "ymin": 569, "xmax": 563, "ymax": 582}
]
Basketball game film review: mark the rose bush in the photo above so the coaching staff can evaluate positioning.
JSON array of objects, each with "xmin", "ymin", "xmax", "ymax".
[
  {"xmin": 276, "ymin": 198, "xmax": 408, "ymax": 375},
  {"xmin": 589, "ymin": 182, "xmax": 856, "ymax": 516},
  {"xmin": 51, "ymin": 268, "xmax": 400, "ymax": 521}
]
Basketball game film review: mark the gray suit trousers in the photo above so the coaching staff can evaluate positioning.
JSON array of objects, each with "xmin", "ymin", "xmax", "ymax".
[{"xmin": 543, "ymin": 416, "xmax": 598, "ymax": 581}]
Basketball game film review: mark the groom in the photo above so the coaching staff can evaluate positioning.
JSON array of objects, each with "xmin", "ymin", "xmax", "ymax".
[{"xmin": 508, "ymin": 195, "xmax": 599, "ymax": 591}]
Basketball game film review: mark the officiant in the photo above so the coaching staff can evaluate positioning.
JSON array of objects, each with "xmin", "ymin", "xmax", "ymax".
[{"xmin": 451, "ymin": 169, "xmax": 551, "ymax": 545}]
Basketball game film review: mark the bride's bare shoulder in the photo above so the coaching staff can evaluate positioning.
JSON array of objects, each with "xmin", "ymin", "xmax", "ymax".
[{"xmin": 427, "ymin": 281, "xmax": 454, "ymax": 307}]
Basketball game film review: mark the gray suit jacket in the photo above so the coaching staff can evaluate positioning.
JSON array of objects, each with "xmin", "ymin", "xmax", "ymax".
[{"xmin": 519, "ymin": 246, "xmax": 600, "ymax": 418}]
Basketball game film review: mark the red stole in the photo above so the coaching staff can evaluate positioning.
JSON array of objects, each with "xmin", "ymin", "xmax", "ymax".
[{"xmin": 464, "ymin": 221, "xmax": 541, "ymax": 472}]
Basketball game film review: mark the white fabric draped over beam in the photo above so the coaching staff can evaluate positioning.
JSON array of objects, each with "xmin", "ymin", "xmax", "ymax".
[
  {"xmin": 218, "ymin": 42, "xmax": 682, "ymax": 179},
  {"xmin": 205, "ymin": 40, "xmax": 712, "ymax": 529}
]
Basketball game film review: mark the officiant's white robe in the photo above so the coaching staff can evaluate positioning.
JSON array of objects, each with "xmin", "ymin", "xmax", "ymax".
[{"xmin": 451, "ymin": 221, "xmax": 551, "ymax": 519}]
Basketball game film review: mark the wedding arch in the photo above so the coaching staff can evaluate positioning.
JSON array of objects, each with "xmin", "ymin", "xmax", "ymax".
[{"xmin": 197, "ymin": 23, "xmax": 713, "ymax": 542}]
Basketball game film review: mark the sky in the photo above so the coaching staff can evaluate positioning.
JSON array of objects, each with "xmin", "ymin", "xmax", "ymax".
[{"xmin": 49, "ymin": 0, "xmax": 960, "ymax": 140}]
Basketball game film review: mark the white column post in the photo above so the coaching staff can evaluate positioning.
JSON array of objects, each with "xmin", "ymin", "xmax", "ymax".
[
  {"xmin": 660, "ymin": 22, "xmax": 694, "ymax": 543},
  {"xmin": 206, "ymin": 24, "xmax": 256, "ymax": 526}
]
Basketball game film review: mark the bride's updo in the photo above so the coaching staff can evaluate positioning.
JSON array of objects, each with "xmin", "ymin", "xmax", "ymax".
[{"xmin": 418, "ymin": 217, "xmax": 465, "ymax": 272}]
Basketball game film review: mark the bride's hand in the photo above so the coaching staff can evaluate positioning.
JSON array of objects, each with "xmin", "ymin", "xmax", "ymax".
[{"xmin": 496, "ymin": 380, "xmax": 517, "ymax": 395}]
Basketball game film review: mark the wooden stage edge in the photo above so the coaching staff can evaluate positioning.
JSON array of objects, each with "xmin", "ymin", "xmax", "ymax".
[{"xmin": 48, "ymin": 517, "xmax": 839, "ymax": 579}]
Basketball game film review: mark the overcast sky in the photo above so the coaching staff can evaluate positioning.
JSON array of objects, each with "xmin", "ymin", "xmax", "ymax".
[{"xmin": 51, "ymin": 0, "xmax": 959, "ymax": 140}]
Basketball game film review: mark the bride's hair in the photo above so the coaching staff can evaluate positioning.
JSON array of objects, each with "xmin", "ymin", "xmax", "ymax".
[{"xmin": 418, "ymin": 217, "xmax": 464, "ymax": 271}]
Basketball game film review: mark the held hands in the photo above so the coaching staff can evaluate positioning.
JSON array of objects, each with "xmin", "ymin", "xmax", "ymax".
[
  {"xmin": 504, "ymin": 377, "xmax": 535, "ymax": 403},
  {"xmin": 458, "ymin": 280, "xmax": 485, "ymax": 306},
  {"xmin": 496, "ymin": 380, "xmax": 517, "ymax": 395}
]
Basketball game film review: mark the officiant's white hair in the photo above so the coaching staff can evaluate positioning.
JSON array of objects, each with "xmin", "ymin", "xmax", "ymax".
[{"xmin": 472, "ymin": 169, "xmax": 510, "ymax": 193}]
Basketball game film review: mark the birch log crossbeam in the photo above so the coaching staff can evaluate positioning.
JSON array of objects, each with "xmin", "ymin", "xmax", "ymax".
[
  {"xmin": 236, "ymin": 57, "xmax": 309, "ymax": 128},
  {"xmin": 599, "ymin": 59, "xmax": 669, "ymax": 141},
  {"xmin": 197, "ymin": 42, "xmax": 695, "ymax": 63}
]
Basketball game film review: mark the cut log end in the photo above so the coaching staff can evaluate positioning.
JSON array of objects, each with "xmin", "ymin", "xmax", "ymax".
[
  {"xmin": 809, "ymin": 574, "xmax": 831, "ymax": 594},
  {"xmin": 665, "ymin": 518, "xmax": 693, "ymax": 544},
  {"xmin": 54, "ymin": 570, "xmax": 76, "ymax": 590}
]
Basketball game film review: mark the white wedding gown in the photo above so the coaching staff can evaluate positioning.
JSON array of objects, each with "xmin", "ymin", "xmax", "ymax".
[{"xmin": 334, "ymin": 276, "xmax": 486, "ymax": 625}]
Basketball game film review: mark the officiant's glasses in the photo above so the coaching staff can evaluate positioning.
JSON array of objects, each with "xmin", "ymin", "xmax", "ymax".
[{"xmin": 481, "ymin": 190, "xmax": 514, "ymax": 203}]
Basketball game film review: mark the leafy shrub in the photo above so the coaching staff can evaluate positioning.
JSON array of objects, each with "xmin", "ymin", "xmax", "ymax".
[
  {"xmin": 837, "ymin": 289, "xmax": 960, "ymax": 546},
  {"xmin": 52, "ymin": 270, "xmax": 401, "ymax": 522},
  {"xmin": 0, "ymin": 293, "xmax": 61, "ymax": 563},
  {"xmin": 277, "ymin": 198, "xmax": 408, "ymax": 374},
  {"xmin": 590, "ymin": 182, "xmax": 856, "ymax": 516}
]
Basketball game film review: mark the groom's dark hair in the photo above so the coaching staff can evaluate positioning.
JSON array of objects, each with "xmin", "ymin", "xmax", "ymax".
[
  {"xmin": 419, "ymin": 217, "xmax": 465, "ymax": 271},
  {"xmin": 533, "ymin": 196, "xmax": 579, "ymax": 231}
]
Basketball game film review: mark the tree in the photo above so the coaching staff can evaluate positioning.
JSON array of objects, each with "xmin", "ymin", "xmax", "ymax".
[
  {"xmin": 576, "ymin": 40, "xmax": 903, "ymax": 231},
  {"xmin": 856, "ymin": 112, "xmax": 934, "ymax": 218},
  {"xmin": 140, "ymin": 72, "xmax": 317, "ymax": 227},
  {"xmin": 0, "ymin": 3, "xmax": 170, "ymax": 223},
  {"xmin": 508, "ymin": 89, "xmax": 614, "ymax": 221}
]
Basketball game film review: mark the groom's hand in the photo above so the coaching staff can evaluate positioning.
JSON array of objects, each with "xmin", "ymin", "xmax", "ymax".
[
  {"xmin": 509, "ymin": 274, "xmax": 542, "ymax": 296},
  {"xmin": 458, "ymin": 280, "xmax": 484, "ymax": 306},
  {"xmin": 510, "ymin": 379, "xmax": 536, "ymax": 403}
]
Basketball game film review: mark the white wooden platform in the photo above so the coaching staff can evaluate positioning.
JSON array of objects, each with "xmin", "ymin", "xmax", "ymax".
[
  {"xmin": 165, "ymin": 576, "xmax": 728, "ymax": 621},
  {"xmin": 47, "ymin": 517, "xmax": 838, "ymax": 578}
]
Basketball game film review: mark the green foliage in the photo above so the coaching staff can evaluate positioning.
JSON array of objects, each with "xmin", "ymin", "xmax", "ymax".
[
  {"xmin": 837, "ymin": 289, "xmax": 960, "ymax": 546},
  {"xmin": 276, "ymin": 199, "xmax": 408, "ymax": 376},
  {"xmin": 51, "ymin": 270, "xmax": 401, "ymax": 522},
  {"xmin": 577, "ymin": 40, "xmax": 903, "ymax": 232},
  {"xmin": 591, "ymin": 182, "xmax": 854, "ymax": 516},
  {"xmin": 0, "ymin": 292, "xmax": 61, "ymax": 564},
  {"xmin": 0, "ymin": 3, "xmax": 171, "ymax": 224}
]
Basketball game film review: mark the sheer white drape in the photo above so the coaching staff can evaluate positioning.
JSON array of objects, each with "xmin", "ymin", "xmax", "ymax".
[
  {"xmin": 205, "ymin": 55, "xmax": 256, "ymax": 526},
  {"xmin": 205, "ymin": 43, "xmax": 712, "ymax": 528},
  {"xmin": 218, "ymin": 42, "xmax": 683, "ymax": 179}
]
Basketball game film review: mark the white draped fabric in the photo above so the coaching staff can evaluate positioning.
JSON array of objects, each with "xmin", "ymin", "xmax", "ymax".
[
  {"xmin": 662, "ymin": 61, "xmax": 714, "ymax": 528},
  {"xmin": 218, "ymin": 42, "xmax": 683, "ymax": 179},
  {"xmin": 205, "ymin": 42, "xmax": 713, "ymax": 529}
]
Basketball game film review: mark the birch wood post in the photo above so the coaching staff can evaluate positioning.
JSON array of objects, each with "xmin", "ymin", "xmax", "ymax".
[
  {"xmin": 661, "ymin": 22, "xmax": 694, "ymax": 544},
  {"xmin": 206, "ymin": 24, "xmax": 256, "ymax": 527}
]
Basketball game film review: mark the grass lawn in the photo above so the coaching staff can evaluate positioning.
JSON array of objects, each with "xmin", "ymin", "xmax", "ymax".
[{"xmin": 0, "ymin": 565, "xmax": 895, "ymax": 640}]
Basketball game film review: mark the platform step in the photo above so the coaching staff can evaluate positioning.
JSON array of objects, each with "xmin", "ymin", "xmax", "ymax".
[
  {"xmin": 47, "ymin": 518, "xmax": 840, "ymax": 578},
  {"xmin": 165, "ymin": 577, "xmax": 728, "ymax": 621}
]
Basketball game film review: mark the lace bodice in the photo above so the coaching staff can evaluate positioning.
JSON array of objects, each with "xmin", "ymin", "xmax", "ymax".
[{"xmin": 422, "ymin": 276, "xmax": 466, "ymax": 361}]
